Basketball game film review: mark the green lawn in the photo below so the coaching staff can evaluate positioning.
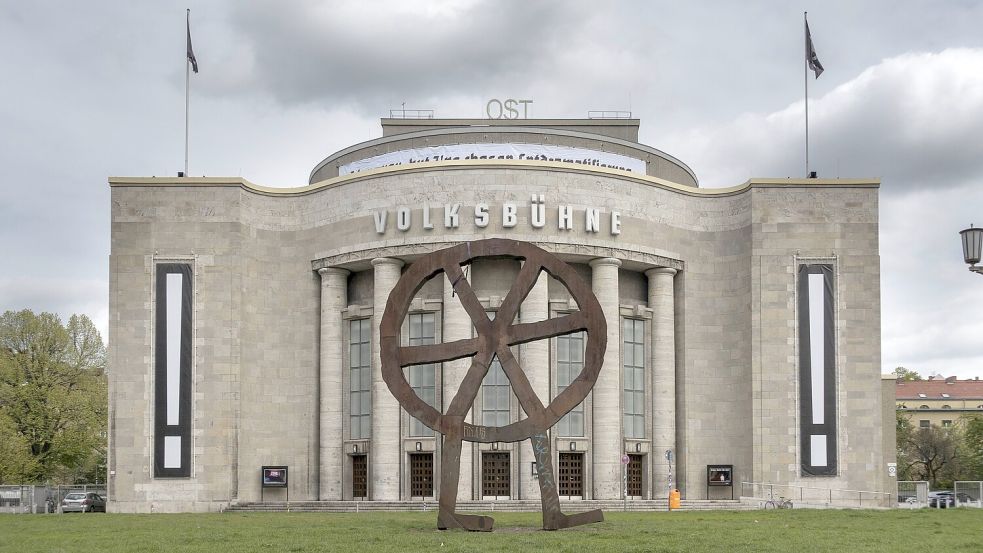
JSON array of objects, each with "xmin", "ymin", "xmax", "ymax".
[{"xmin": 1, "ymin": 509, "xmax": 979, "ymax": 553}]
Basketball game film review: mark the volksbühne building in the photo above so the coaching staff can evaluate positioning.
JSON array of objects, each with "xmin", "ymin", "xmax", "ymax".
[{"xmin": 107, "ymin": 114, "xmax": 894, "ymax": 512}]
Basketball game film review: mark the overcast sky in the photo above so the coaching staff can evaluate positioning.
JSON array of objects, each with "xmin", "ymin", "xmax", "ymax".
[{"xmin": 2, "ymin": 1, "xmax": 983, "ymax": 378}]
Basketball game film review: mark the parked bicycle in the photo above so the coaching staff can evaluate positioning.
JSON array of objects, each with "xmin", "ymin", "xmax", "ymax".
[{"xmin": 764, "ymin": 496, "xmax": 793, "ymax": 509}]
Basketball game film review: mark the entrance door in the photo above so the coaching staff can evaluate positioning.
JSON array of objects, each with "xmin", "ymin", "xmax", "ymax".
[
  {"xmin": 627, "ymin": 454, "xmax": 643, "ymax": 497},
  {"xmin": 409, "ymin": 453, "xmax": 434, "ymax": 498},
  {"xmin": 482, "ymin": 452, "xmax": 510, "ymax": 498},
  {"xmin": 352, "ymin": 454, "xmax": 367, "ymax": 499},
  {"xmin": 558, "ymin": 452, "xmax": 584, "ymax": 498}
]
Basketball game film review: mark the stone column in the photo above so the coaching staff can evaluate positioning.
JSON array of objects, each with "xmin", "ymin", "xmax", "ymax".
[
  {"xmin": 518, "ymin": 270, "xmax": 550, "ymax": 500},
  {"xmin": 590, "ymin": 257, "xmax": 622, "ymax": 499},
  {"xmin": 318, "ymin": 267, "xmax": 349, "ymax": 500},
  {"xmin": 442, "ymin": 267, "xmax": 473, "ymax": 500},
  {"xmin": 646, "ymin": 267, "xmax": 677, "ymax": 498},
  {"xmin": 371, "ymin": 257, "xmax": 404, "ymax": 500}
]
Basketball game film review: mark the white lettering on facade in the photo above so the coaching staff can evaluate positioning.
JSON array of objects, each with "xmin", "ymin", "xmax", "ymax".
[
  {"xmin": 558, "ymin": 205, "xmax": 573, "ymax": 230},
  {"xmin": 530, "ymin": 195, "xmax": 546, "ymax": 228},
  {"xmin": 502, "ymin": 203, "xmax": 517, "ymax": 228},
  {"xmin": 423, "ymin": 204, "xmax": 434, "ymax": 230},
  {"xmin": 444, "ymin": 203, "xmax": 461, "ymax": 228},
  {"xmin": 371, "ymin": 198, "xmax": 623, "ymax": 236},
  {"xmin": 397, "ymin": 207, "xmax": 411, "ymax": 231},
  {"xmin": 585, "ymin": 208, "xmax": 600, "ymax": 233},
  {"xmin": 374, "ymin": 211, "xmax": 387, "ymax": 234},
  {"xmin": 475, "ymin": 203, "xmax": 489, "ymax": 228}
]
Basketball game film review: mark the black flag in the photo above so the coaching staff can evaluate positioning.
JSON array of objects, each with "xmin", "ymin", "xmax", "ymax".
[
  {"xmin": 805, "ymin": 19, "xmax": 823, "ymax": 78},
  {"xmin": 187, "ymin": 15, "xmax": 198, "ymax": 73}
]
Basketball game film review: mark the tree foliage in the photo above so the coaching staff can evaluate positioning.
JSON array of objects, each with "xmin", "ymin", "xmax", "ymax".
[
  {"xmin": 896, "ymin": 411, "xmax": 916, "ymax": 481},
  {"xmin": 893, "ymin": 366, "xmax": 923, "ymax": 381},
  {"xmin": 0, "ymin": 310, "xmax": 107, "ymax": 484},
  {"xmin": 962, "ymin": 414, "xmax": 983, "ymax": 480}
]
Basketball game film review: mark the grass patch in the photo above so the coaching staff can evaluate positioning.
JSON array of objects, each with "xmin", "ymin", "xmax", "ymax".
[{"xmin": 1, "ymin": 509, "xmax": 980, "ymax": 552}]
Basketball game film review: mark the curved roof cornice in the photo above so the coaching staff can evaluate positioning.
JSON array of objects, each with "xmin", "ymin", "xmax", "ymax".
[{"xmin": 112, "ymin": 161, "xmax": 877, "ymax": 198}]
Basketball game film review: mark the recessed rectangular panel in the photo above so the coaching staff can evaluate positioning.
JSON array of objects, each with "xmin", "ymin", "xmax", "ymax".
[
  {"xmin": 164, "ymin": 436, "xmax": 182, "ymax": 468},
  {"xmin": 155, "ymin": 263, "xmax": 193, "ymax": 478},
  {"xmin": 799, "ymin": 264, "xmax": 837, "ymax": 476},
  {"xmin": 166, "ymin": 273, "xmax": 183, "ymax": 426},
  {"xmin": 810, "ymin": 435, "xmax": 827, "ymax": 467},
  {"xmin": 808, "ymin": 273, "xmax": 825, "ymax": 424}
]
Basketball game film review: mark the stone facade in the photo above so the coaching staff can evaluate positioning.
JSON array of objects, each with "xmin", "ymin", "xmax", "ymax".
[{"xmin": 107, "ymin": 118, "xmax": 891, "ymax": 512}]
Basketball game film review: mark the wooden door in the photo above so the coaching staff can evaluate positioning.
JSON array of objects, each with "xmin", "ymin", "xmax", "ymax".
[
  {"xmin": 352, "ymin": 454, "xmax": 367, "ymax": 498},
  {"xmin": 558, "ymin": 452, "xmax": 584, "ymax": 498},
  {"xmin": 627, "ymin": 454, "xmax": 643, "ymax": 497},
  {"xmin": 409, "ymin": 453, "xmax": 433, "ymax": 497},
  {"xmin": 481, "ymin": 452, "xmax": 510, "ymax": 498}
]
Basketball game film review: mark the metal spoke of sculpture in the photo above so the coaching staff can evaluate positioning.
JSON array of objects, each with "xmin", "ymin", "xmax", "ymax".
[{"xmin": 380, "ymin": 238, "xmax": 606, "ymax": 531}]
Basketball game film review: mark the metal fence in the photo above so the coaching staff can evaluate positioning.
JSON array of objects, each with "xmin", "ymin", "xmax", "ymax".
[
  {"xmin": 896, "ymin": 480, "xmax": 929, "ymax": 507},
  {"xmin": 954, "ymin": 481, "xmax": 983, "ymax": 508},
  {"xmin": 0, "ymin": 485, "xmax": 107, "ymax": 514},
  {"xmin": 741, "ymin": 481, "xmax": 893, "ymax": 508}
]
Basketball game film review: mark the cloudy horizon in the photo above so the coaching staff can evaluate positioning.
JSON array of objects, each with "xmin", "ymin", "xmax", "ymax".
[{"xmin": 3, "ymin": 1, "xmax": 983, "ymax": 379}]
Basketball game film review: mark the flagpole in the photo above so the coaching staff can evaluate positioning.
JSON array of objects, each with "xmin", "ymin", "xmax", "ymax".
[
  {"xmin": 804, "ymin": 11, "xmax": 809, "ymax": 177},
  {"xmin": 185, "ymin": 8, "xmax": 191, "ymax": 177}
]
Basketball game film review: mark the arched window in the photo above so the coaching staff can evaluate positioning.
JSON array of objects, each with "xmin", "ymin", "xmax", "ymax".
[
  {"xmin": 942, "ymin": 405, "xmax": 952, "ymax": 409},
  {"xmin": 919, "ymin": 405, "xmax": 929, "ymax": 409}
]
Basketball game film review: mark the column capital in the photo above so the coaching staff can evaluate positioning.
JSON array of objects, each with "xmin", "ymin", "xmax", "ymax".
[
  {"xmin": 589, "ymin": 257, "xmax": 622, "ymax": 269},
  {"xmin": 370, "ymin": 257, "xmax": 404, "ymax": 269},
  {"xmin": 645, "ymin": 267, "xmax": 677, "ymax": 279},
  {"xmin": 318, "ymin": 267, "xmax": 350, "ymax": 279}
]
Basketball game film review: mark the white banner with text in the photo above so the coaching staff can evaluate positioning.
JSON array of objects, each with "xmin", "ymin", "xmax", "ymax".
[{"xmin": 339, "ymin": 143, "xmax": 646, "ymax": 175}]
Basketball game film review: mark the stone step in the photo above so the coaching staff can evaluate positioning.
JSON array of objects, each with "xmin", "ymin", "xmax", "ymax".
[{"xmin": 225, "ymin": 499, "xmax": 753, "ymax": 513}]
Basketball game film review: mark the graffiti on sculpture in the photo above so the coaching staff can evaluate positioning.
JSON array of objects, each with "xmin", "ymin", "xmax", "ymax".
[{"xmin": 380, "ymin": 238, "xmax": 606, "ymax": 531}]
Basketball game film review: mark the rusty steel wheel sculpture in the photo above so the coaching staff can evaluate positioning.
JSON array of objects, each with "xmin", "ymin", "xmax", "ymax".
[{"xmin": 380, "ymin": 238, "xmax": 606, "ymax": 531}]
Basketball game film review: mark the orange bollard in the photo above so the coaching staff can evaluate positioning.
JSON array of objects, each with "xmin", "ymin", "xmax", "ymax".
[{"xmin": 669, "ymin": 489, "xmax": 681, "ymax": 510}]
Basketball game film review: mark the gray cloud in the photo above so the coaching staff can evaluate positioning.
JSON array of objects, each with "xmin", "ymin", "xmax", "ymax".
[
  {"xmin": 3, "ymin": 1, "xmax": 983, "ymax": 380},
  {"xmin": 213, "ymin": 0, "xmax": 587, "ymax": 112},
  {"xmin": 668, "ymin": 48, "xmax": 983, "ymax": 190},
  {"xmin": 879, "ymin": 184, "xmax": 983, "ymax": 377}
]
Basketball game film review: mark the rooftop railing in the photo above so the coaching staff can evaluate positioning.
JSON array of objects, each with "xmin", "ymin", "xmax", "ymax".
[
  {"xmin": 388, "ymin": 109, "xmax": 434, "ymax": 119},
  {"xmin": 587, "ymin": 110, "xmax": 632, "ymax": 119}
]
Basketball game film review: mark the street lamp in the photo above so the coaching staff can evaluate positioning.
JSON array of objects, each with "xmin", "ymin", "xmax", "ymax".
[{"xmin": 959, "ymin": 225, "xmax": 983, "ymax": 274}]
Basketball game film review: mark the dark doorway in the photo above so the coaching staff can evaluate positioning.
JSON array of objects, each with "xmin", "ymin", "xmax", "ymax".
[
  {"xmin": 410, "ymin": 453, "xmax": 434, "ymax": 497},
  {"xmin": 558, "ymin": 452, "xmax": 584, "ymax": 498},
  {"xmin": 481, "ymin": 452, "xmax": 510, "ymax": 498},
  {"xmin": 627, "ymin": 454, "xmax": 644, "ymax": 497},
  {"xmin": 352, "ymin": 454, "xmax": 367, "ymax": 499}
]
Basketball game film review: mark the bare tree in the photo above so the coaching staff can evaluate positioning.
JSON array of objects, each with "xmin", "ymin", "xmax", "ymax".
[{"xmin": 900, "ymin": 422, "xmax": 963, "ymax": 487}]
